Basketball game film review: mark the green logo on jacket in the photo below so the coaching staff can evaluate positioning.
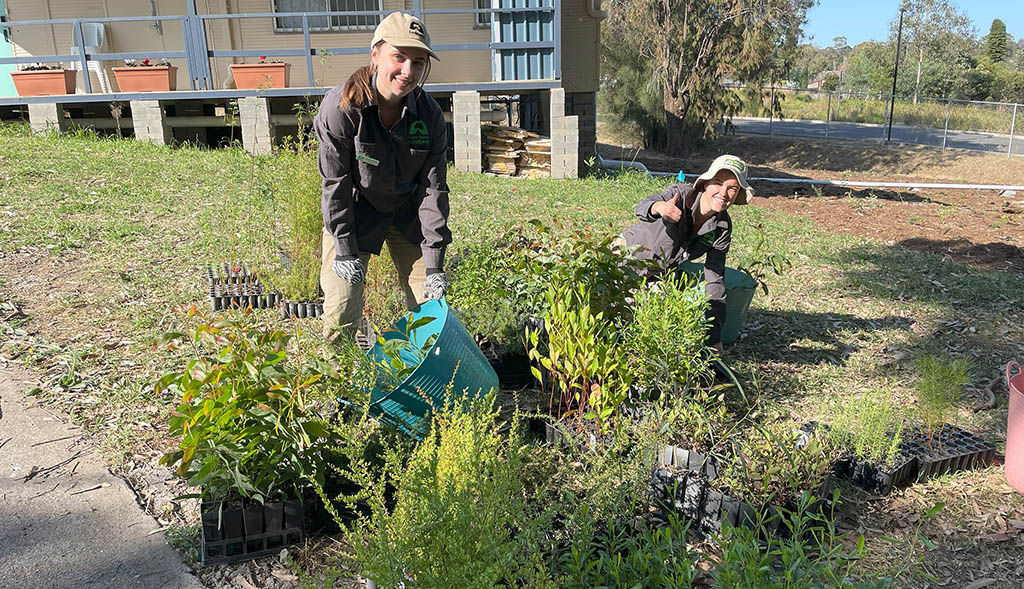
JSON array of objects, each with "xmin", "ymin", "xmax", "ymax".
[{"xmin": 409, "ymin": 120, "xmax": 430, "ymax": 148}]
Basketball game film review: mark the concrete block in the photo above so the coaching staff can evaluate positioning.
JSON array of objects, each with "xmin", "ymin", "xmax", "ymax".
[
  {"xmin": 28, "ymin": 103, "xmax": 70, "ymax": 135},
  {"xmin": 239, "ymin": 96, "xmax": 275, "ymax": 155},
  {"xmin": 130, "ymin": 99, "xmax": 174, "ymax": 146},
  {"xmin": 453, "ymin": 91, "xmax": 482, "ymax": 174}
]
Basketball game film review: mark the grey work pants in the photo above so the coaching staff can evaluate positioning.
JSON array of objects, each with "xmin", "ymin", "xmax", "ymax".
[{"xmin": 320, "ymin": 227, "xmax": 427, "ymax": 339}]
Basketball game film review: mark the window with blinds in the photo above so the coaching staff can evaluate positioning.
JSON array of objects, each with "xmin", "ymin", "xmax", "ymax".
[{"xmin": 273, "ymin": 0, "xmax": 382, "ymax": 33}]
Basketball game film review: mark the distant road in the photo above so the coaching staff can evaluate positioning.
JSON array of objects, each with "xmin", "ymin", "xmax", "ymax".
[{"xmin": 730, "ymin": 116, "xmax": 1024, "ymax": 157}]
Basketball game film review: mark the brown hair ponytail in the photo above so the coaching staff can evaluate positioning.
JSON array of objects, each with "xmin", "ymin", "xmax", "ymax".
[{"xmin": 340, "ymin": 64, "xmax": 375, "ymax": 110}]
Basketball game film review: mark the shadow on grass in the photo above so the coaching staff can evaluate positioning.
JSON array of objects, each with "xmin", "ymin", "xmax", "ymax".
[{"xmin": 899, "ymin": 237, "xmax": 1024, "ymax": 276}]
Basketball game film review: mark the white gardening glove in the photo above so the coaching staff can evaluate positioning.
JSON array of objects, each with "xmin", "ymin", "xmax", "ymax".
[
  {"xmin": 424, "ymin": 271, "xmax": 448, "ymax": 300},
  {"xmin": 333, "ymin": 257, "xmax": 365, "ymax": 285}
]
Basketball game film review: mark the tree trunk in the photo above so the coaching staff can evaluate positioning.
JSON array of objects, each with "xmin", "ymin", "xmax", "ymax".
[{"xmin": 665, "ymin": 109, "xmax": 692, "ymax": 155}]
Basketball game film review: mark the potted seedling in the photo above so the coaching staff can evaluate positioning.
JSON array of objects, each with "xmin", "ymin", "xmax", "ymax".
[
  {"xmin": 231, "ymin": 56, "xmax": 291, "ymax": 89},
  {"xmin": 828, "ymin": 388, "xmax": 914, "ymax": 494},
  {"xmin": 10, "ymin": 63, "xmax": 77, "ymax": 96},
  {"xmin": 527, "ymin": 282, "xmax": 633, "ymax": 445},
  {"xmin": 156, "ymin": 308, "xmax": 340, "ymax": 565},
  {"xmin": 112, "ymin": 58, "xmax": 178, "ymax": 92}
]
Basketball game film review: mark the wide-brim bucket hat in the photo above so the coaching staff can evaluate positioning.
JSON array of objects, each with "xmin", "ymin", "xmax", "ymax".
[
  {"xmin": 371, "ymin": 12, "xmax": 440, "ymax": 61},
  {"xmin": 693, "ymin": 154, "xmax": 754, "ymax": 205}
]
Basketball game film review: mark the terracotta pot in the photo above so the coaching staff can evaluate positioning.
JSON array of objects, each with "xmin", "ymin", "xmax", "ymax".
[
  {"xmin": 1006, "ymin": 361, "xmax": 1024, "ymax": 493},
  {"xmin": 112, "ymin": 66, "xmax": 177, "ymax": 92},
  {"xmin": 230, "ymin": 63, "xmax": 291, "ymax": 89},
  {"xmin": 10, "ymin": 70, "xmax": 77, "ymax": 96}
]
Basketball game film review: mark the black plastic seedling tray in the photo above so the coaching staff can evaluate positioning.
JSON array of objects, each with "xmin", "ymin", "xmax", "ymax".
[
  {"xmin": 206, "ymin": 264, "xmax": 323, "ymax": 317},
  {"xmin": 651, "ymin": 445, "xmax": 833, "ymax": 538},
  {"xmin": 200, "ymin": 499, "xmax": 304, "ymax": 566}
]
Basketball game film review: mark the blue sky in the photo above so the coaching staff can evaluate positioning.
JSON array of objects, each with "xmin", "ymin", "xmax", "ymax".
[{"xmin": 802, "ymin": 1, "xmax": 1024, "ymax": 47}]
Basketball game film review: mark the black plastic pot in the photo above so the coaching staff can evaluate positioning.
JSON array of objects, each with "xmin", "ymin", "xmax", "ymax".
[{"xmin": 200, "ymin": 499, "xmax": 304, "ymax": 566}]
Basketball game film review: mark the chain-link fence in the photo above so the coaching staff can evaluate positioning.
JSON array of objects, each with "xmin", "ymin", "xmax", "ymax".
[{"xmin": 730, "ymin": 86, "xmax": 1021, "ymax": 157}]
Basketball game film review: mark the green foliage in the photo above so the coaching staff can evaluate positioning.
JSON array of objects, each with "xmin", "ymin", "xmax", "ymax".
[
  {"xmin": 734, "ymin": 221, "xmax": 792, "ymax": 296},
  {"xmin": 985, "ymin": 19, "xmax": 1007, "ymax": 63},
  {"xmin": 446, "ymin": 240, "xmax": 527, "ymax": 348},
  {"xmin": 528, "ymin": 283, "xmax": 633, "ymax": 428},
  {"xmin": 719, "ymin": 421, "xmax": 837, "ymax": 507},
  {"xmin": 625, "ymin": 272, "xmax": 713, "ymax": 396},
  {"xmin": 712, "ymin": 491, "xmax": 883, "ymax": 588},
  {"xmin": 829, "ymin": 387, "xmax": 906, "ymax": 466},
  {"xmin": 156, "ymin": 308, "xmax": 339, "ymax": 503},
  {"xmin": 341, "ymin": 391, "xmax": 525, "ymax": 588},
  {"xmin": 606, "ymin": 0, "xmax": 812, "ymax": 153},
  {"xmin": 659, "ymin": 388, "xmax": 735, "ymax": 455},
  {"xmin": 371, "ymin": 313, "xmax": 438, "ymax": 393},
  {"xmin": 561, "ymin": 513, "xmax": 700, "ymax": 588},
  {"xmin": 821, "ymin": 72, "xmax": 841, "ymax": 93},
  {"xmin": 914, "ymin": 353, "xmax": 969, "ymax": 446},
  {"xmin": 599, "ymin": 17, "xmax": 667, "ymax": 148}
]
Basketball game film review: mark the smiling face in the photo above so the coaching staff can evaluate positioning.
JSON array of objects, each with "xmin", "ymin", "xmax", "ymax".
[
  {"xmin": 699, "ymin": 169, "xmax": 742, "ymax": 214},
  {"xmin": 371, "ymin": 42, "xmax": 429, "ymax": 104}
]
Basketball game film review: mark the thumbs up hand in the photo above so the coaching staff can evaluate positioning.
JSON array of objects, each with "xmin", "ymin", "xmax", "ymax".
[{"xmin": 653, "ymin": 192, "xmax": 683, "ymax": 223}]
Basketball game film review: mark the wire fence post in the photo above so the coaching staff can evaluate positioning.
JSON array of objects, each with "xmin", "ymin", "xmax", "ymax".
[
  {"xmin": 768, "ymin": 85, "xmax": 775, "ymax": 138},
  {"xmin": 826, "ymin": 91, "xmax": 832, "ymax": 137},
  {"xmin": 1009, "ymin": 103, "xmax": 1018, "ymax": 158},
  {"xmin": 942, "ymin": 100, "xmax": 951, "ymax": 150}
]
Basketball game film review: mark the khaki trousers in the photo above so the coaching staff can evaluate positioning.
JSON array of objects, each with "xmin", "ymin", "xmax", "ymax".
[{"xmin": 320, "ymin": 227, "xmax": 428, "ymax": 339}]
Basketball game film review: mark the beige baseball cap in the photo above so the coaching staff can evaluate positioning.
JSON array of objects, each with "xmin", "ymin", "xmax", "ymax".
[
  {"xmin": 693, "ymin": 154, "xmax": 754, "ymax": 205},
  {"xmin": 371, "ymin": 12, "xmax": 439, "ymax": 61}
]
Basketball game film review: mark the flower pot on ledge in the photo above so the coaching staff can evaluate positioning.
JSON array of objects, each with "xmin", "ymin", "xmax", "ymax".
[
  {"xmin": 112, "ymin": 66, "xmax": 178, "ymax": 92},
  {"xmin": 230, "ymin": 62, "xmax": 291, "ymax": 89},
  {"xmin": 10, "ymin": 70, "xmax": 77, "ymax": 96}
]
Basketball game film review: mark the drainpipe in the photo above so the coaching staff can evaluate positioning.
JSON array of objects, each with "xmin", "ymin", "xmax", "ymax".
[{"xmin": 586, "ymin": 0, "xmax": 608, "ymax": 20}]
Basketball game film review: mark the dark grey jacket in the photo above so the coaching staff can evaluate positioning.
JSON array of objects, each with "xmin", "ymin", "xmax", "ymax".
[
  {"xmin": 314, "ymin": 82, "xmax": 451, "ymax": 269},
  {"xmin": 622, "ymin": 183, "xmax": 731, "ymax": 345}
]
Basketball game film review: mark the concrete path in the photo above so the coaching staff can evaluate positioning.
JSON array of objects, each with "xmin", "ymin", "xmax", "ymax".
[
  {"xmin": 0, "ymin": 368, "xmax": 203, "ymax": 589},
  {"xmin": 731, "ymin": 116, "xmax": 1024, "ymax": 156}
]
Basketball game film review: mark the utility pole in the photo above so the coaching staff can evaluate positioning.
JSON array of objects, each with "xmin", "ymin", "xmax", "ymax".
[{"xmin": 887, "ymin": 5, "xmax": 906, "ymax": 144}]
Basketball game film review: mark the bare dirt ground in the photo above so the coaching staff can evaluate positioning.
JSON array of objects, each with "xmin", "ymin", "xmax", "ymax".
[{"xmin": 598, "ymin": 133, "xmax": 1024, "ymax": 275}]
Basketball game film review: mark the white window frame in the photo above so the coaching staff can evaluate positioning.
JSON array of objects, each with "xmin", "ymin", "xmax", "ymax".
[{"xmin": 272, "ymin": 0, "xmax": 382, "ymax": 33}]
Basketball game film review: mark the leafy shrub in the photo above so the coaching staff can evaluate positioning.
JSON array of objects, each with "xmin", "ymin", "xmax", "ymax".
[
  {"xmin": 446, "ymin": 240, "xmax": 525, "ymax": 348},
  {"xmin": 370, "ymin": 313, "xmax": 438, "ymax": 393},
  {"xmin": 734, "ymin": 221, "xmax": 792, "ymax": 296},
  {"xmin": 828, "ymin": 387, "xmax": 906, "ymax": 466},
  {"xmin": 659, "ymin": 388, "xmax": 736, "ymax": 455},
  {"xmin": 914, "ymin": 353, "xmax": 970, "ymax": 447},
  {"xmin": 157, "ymin": 308, "xmax": 339, "ymax": 503},
  {"xmin": 625, "ymin": 272, "xmax": 712, "ymax": 395},
  {"xmin": 528, "ymin": 282, "xmax": 633, "ymax": 429},
  {"xmin": 718, "ymin": 421, "xmax": 837, "ymax": 507},
  {"xmin": 339, "ymin": 391, "xmax": 525, "ymax": 588}
]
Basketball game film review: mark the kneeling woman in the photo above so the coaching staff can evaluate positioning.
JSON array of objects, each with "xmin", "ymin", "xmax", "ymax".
[
  {"xmin": 620, "ymin": 155, "xmax": 755, "ymax": 354},
  {"xmin": 314, "ymin": 12, "xmax": 451, "ymax": 339}
]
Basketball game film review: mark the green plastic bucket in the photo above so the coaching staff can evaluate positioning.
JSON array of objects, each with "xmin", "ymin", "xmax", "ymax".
[
  {"xmin": 677, "ymin": 262, "xmax": 757, "ymax": 345},
  {"xmin": 365, "ymin": 298, "xmax": 499, "ymax": 435}
]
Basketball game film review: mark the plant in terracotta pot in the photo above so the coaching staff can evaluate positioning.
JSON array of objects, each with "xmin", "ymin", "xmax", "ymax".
[
  {"xmin": 156, "ymin": 307, "xmax": 342, "ymax": 563},
  {"xmin": 112, "ymin": 58, "xmax": 178, "ymax": 92},
  {"xmin": 10, "ymin": 63, "xmax": 77, "ymax": 97},
  {"xmin": 231, "ymin": 56, "xmax": 291, "ymax": 89}
]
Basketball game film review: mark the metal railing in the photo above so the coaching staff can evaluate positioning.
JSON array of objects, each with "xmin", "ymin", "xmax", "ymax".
[{"xmin": 0, "ymin": 2, "xmax": 561, "ymax": 94}]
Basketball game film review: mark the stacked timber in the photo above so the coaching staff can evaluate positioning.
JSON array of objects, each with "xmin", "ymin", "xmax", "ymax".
[
  {"xmin": 518, "ymin": 137, "xmax": 551, "ymax": 178},
  {"xmin": 482, "ymin": 124, "xmax": 544, "ymax": 176}
]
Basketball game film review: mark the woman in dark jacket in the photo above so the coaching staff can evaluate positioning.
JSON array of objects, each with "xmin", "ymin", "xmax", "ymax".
[
  {"xmin": 620, "ymin": 155, "xmax": 755, "ymax": 354},
  {"xmin": 314, "ymin": 12, "xmax": 451, "ymax": 339}
]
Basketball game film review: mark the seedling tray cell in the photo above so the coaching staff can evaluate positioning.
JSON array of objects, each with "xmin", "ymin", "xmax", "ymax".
[{"xmin": 200, "ymin": 499, "xmax": 304, "ymax": 566}]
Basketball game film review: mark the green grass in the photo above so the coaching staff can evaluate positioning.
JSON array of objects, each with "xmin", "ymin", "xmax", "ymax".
[{"xmin": 2, "ymin": 123, "xmax": 1022, "ymax": 582}]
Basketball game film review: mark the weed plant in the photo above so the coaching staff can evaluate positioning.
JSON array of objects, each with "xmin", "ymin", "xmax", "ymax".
[
  {"xmin": 267, "ymin": 146, "xmax": 322, "ymax": 301},
  {"xmin": 625, "ymin": 272, "xmax": 712, "ymax": 396},
  {"xmin": 914, "ymin": 353, "xmax": 970, "ymax": 448},
  {"xmin": 828, "ymin": 387, "xmax": 906, "ymax": 466}
]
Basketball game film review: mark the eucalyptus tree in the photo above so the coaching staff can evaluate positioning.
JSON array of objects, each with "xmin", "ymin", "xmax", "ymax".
[
  {"xmin": 891, "ymin": 0, "xmax": 973, "ymax": 103},
  {"xmin": 606, "ymin": 0, "xmax": 813, "ymax": 154}
]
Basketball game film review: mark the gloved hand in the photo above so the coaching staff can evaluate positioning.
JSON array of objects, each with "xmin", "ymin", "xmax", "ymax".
[
  {"xmin": 333, "ymin": 256, "xmax": 365, "ymax": 285},
  {"xmin": 424, "ymin": 271, "xmax": 448, "ymax": 300}
]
